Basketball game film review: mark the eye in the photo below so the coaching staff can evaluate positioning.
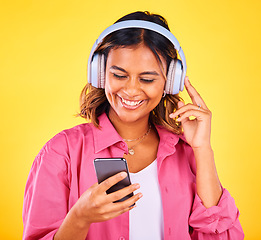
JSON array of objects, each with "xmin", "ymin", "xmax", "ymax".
[
  {"xmin": 140, "ymin": 78, "xmax": 155, "ymax": 83},
  {"xmin": 113, "ymin": 73, "xmax": 127, "ymax": 79}
]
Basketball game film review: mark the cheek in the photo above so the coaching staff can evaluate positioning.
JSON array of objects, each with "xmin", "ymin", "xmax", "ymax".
[
  {"xmin": 105, "ymin": 77, "xmax": 117, "ymax": 95},
  {"xmin": 104, "ymin": 77, "xmax": 122, "ymax": 104},
  {"xmin": 148, "ymin": 82, "xmax": 165, "ymax": 99}
]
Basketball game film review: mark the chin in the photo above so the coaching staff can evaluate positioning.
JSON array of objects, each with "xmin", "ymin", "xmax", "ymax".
[{"xmin": 109, "ymin": 109, "xmax": 149, "ymax": 124}]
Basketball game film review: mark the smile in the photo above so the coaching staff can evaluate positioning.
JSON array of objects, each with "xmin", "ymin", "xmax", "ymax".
[{"xmin": 118, "ymin": 96, "xmax": 145, "ymax": 109}]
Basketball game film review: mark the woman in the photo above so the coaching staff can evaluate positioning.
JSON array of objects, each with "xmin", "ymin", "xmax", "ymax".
[{"xmin": 23, "ymin": 11, "xmax": 244, "ymax": 239}]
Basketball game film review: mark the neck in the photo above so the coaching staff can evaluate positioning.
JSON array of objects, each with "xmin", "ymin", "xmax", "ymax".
[{"xmin": 108, "ymin": 111, "xmax": 151, "ymax": 140}]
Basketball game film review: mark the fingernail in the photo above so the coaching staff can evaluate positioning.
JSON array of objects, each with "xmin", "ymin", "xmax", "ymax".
[
  {"xmin": 120, "ymin": 172, "xmax": 127, "ymax": 178},
  {"xmin": 130, "ymin": 204, "xmax": 136, "ymax": 209},
  {"xmin": 176, "ymin": 117, "xmax": 181, "ymax": 122},
  {"xmin": 134, "ymin": 184, "xmax": 140, "ymax": 190},
  {"xmin": 138, "ymin": 193, "xmax": 143, "ymax": 198}
]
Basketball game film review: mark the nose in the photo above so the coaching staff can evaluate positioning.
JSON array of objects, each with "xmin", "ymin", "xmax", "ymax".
[{"xmin": 123, "ymin": 77, "xmax": 141, "ymax": 97}]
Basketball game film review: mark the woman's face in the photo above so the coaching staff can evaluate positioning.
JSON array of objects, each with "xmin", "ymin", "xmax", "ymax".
[{"xmin": 105, "ymin": 44, "xmax": 166, "ymax": 124}]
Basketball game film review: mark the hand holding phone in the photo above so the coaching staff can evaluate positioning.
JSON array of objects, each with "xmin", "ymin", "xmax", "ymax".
[{"xmin": 71, "ymin": 170, "xmax": 142, "ymax": 227}]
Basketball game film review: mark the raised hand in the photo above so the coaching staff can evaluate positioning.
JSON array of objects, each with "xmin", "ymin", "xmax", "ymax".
[{"xmin": 170, "ymin": 77, "xmax": 212, "ymax": 150}]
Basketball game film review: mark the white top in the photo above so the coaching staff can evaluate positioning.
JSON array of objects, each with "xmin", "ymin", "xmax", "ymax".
[{"xmin": 129, "ymin": 160, "xmax": 164, "ymax": 240}]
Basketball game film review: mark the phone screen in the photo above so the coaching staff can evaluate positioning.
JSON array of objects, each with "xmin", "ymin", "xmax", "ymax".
[{"xmin": 94, "ymin": 158, "xmax": 133, "ymax": 202}]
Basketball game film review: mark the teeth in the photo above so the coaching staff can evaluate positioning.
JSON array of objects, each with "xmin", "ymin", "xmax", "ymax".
[{"xmin": 121, "ymin": 97, "xmax": 142, "ymax": 106}]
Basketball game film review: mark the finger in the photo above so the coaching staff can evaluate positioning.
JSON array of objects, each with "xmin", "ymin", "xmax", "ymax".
[
  {"xmin": 118, "ymin": 204, "xmax": 136, "ymax": 215},
  {"xmin": 176, "ymin": 109, "xmax": 209, "ymax": 122},
  {"xmin": 184, "ymin": 77, "xmax": 208, "ymax": 109},
  {"xmin": 110, "ymin": 192, "xmax": 143, "ymax": 213},
  {"xmin": 169, "ymin": 101, "xmax": 185, "ymax": 118},
  {"xmin": 96, "ymin": 192, "xmax": 141, "ymax": 221},
  {"xmin": 107, "ymin": 183, "xmax": 140, "ymax": 203},
  {"xmin": 98, "ymin": 172, "xmax": 128, "ymax": 194},
  {"xmin": 169, "ymin": 103, "xmax": 204, "ymax": 118},
  {"xmin": 177, "ymin": 101, "xmax": 185, "ymax": 109},
  {"xmin": 106, "ymin": 204, "xmax": 137, "ymax": 220}
]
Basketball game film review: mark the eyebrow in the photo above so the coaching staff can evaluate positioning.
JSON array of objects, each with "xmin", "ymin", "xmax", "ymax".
[
  {"xmin": 110, "ymin": 65, "xmax": 160, "ymax": 76},
  {"xmin": 110, "ymin": 65, "xmax": 127, "ymax": 73},
  {"xmin": 140, "ymin": 71, "xmax": 159, "ymax": 76}
]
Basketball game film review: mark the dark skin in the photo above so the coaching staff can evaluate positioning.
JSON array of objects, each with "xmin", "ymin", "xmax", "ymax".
[{"xmin": 123, "ymin": 126, "xmax": 159, "ymax": 173}]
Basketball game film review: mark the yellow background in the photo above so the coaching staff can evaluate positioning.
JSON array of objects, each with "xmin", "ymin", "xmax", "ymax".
[{"xmin": 0, "ymin": 0, "xmax": 260, "ymax": 239}]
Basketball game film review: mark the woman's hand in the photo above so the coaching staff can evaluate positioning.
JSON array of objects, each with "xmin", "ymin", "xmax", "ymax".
[
  {"xmin": 73, "ymin": 172, "xmax": 142, "ymax": 226},
  {"xmin": 170, "ymin": 77, "xmax": 212, "ymax": 149},
  {"xmin": 54, "ymin": 172, "xmax": 142, "ymax": 240}
]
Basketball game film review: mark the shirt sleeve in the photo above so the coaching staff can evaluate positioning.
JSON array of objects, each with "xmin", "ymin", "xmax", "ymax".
[
  {"xmin": 22, "ymin": 132, "xmax": 71, "ymax": 240},
  {"xmin": 182, "ymin": 141, "xmax": 244, "ymax": 239},
  {"xmin": 189, "ymin": 188, "xmax": 244, "ymax": 239}
]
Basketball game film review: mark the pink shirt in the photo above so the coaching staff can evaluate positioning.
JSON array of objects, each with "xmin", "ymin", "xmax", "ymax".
[{"xmin": 23, "ymin": 113, "xmax": 244, "ymax": 240}]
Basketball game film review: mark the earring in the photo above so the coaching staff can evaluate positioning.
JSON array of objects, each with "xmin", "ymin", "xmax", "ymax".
[{"xmin": 162, "ymin": 91, "xmax": 166, "ymax": 98}]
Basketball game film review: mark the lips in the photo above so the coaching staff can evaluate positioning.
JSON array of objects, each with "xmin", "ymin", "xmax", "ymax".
[{"xmin": 118, "ymin": 95, "xmax": 145, "ymax": 109}]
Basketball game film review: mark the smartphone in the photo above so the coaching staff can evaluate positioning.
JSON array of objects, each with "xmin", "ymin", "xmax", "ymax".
[{"xmin": 94, "ymin": 158, "xmax": 134, "ymax": 203}]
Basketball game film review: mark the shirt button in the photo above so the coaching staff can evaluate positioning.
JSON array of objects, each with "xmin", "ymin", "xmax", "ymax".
[{"xmin": 118, "ymin": 237, "xmax": 125, "ymax": 240}]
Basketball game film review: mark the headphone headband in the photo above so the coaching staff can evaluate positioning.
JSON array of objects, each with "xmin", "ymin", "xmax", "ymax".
[{"xmin": 88, "ymin": 20, "xmax": 186, "ymax": 92}]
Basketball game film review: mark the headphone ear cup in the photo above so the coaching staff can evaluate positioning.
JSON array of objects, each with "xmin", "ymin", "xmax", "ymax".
[
  {"xmin": 165, "ymin": 59, "xmax": 183, "ymax": 95},
  {"xmin": 99, "ymin": 54, "xmax": 105, "ymax": 88},
  {"xmin": 90, "ymin": 53, "xmax": 99, "ymax": 88},
  {"xmin": 90, "ymin": 53, "xmax": 105, "ymax": 88}
]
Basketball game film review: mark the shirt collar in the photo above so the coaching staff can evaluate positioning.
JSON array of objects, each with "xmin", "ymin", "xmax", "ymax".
[
  {"xmin": 91, "ymin": 112, "xmax": 187, "ymax": 154},
  {"xmin": 155, "ymin": 125, "xmax": 180, "ymax": 144},
  {"xmin": 155, "ymin": 125, "xmax": 180, "ymax": 156},
  {"xmin": 92, "ymin": 112, "xmax": 126, "ymax": 153}
]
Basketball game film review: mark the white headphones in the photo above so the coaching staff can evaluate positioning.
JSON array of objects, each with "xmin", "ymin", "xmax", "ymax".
[{"xmin": 87, "ymin": 20, "xmax": 187, "ymax": 95}]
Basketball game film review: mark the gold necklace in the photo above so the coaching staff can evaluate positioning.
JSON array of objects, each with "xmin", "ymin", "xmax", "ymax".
[{"xmin": 124, "ymin": 125, "xmax": 151, "ymax": 155}]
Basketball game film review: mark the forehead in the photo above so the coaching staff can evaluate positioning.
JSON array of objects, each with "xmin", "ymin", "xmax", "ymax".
[{"xmin": 106, "ymin": 44, "xmax": 167, "ymax": 72}]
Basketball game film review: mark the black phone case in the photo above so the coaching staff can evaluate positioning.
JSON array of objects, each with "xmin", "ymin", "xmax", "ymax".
[{"xmin": 94, "ymin": 158, "xmax": 134, "ymax": 202}]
